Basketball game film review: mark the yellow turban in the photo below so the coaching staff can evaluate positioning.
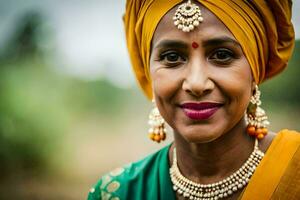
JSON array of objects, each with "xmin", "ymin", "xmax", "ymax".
[{"xmin": 123, "ymin": 0, "xmax": 295, "ymax": 99}]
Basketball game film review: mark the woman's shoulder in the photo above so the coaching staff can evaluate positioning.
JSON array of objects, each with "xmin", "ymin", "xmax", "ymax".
[
  {"xmin": 258, "ymin": 129, "xmax": 299, "ymax": 153},
  {"xmin": 87, "ymin": 144, "xmax": 171, "ymax": 200},
  {"xmin": 268, "ymin": 129, "xmax": 300, "ymax": 198},
  {"xmin": 276, "ymin": 129, "xmax": 300, "ymax": 143},
  {"xmin": 264, "ymin": 129, "xmax": 300, "ymax": 152},
  {"xmin": 263, "ymin": 129, "xmax": 300, "ymax": 159}
]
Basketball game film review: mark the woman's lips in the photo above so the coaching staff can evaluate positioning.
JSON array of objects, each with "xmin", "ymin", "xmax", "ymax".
[{"xmin": 180, "ymin": 102, "xmax": 223, "ymax": 120}]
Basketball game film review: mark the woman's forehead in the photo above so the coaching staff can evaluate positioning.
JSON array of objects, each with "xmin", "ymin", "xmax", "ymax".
[{"xmin": 152, "ymin": 3, "xmax": 235, "ymax": 45}]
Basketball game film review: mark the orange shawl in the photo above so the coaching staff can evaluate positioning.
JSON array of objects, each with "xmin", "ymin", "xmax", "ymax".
[{"xmin": 241, "ymin": 130, "xmax": 300, "ymax": 199}]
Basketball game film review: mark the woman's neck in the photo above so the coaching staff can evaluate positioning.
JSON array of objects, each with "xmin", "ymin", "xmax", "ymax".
[{"xmin": 170, "ymin": 118, "xmax": 255, "ymax": 184}]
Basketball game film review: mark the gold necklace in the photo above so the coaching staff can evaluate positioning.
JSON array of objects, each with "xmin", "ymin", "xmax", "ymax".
[{"xmin": 170, "ymin": 139, "xmax": 264, "ymax": 200}]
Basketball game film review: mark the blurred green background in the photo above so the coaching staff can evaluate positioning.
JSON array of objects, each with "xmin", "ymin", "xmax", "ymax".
[{"xmin": 0, "ymin": 1, "xmax": 299, "ymax": 200}]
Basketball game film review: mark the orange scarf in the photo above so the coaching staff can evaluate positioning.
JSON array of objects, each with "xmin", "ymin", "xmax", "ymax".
[{"xmin": 241, "ymin": 130, "xmax": 300, "ymax": 199}]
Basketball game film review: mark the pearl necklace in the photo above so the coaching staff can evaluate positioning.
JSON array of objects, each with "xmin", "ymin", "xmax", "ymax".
[{"xmin": 170, "ymin": 139, "xmax": 264, "ymax": 200}]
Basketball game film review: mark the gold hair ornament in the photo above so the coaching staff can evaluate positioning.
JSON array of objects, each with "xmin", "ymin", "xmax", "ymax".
[{"xmin": 173, "ymin": 0, "xmax": 203, "ymax": 32}]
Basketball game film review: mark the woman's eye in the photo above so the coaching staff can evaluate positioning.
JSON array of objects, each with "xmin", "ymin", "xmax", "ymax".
[
  {"xmin": 159, "ymin": 51, "xmax": 185, "ymax": 65},
  {"xmin": 165, "ymin": 53, "xmax": 180, "ymax": 62},
  {"xmin": 210, "ymin": 49, "xmax": 235, "ymax": 63}
]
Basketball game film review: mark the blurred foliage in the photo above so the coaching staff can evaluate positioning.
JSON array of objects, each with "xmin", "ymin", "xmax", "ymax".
[
  {"xmin": 0, "ymin": 59, "xmax": 65, "ymax": 176},
  {"xmin": 0, "ymin": 56, "xmax": 134, "ymax": 178},
  {"xmin": 0, "ymin": 12, "xmax": 47, "ymax": 62},
  {"xmin": 0, "ymin": 11, "xmax": 134, "ymax": 178},
  {"xmin": 261, "ymin": 40, "xmax": 300, "ymax": 106}
]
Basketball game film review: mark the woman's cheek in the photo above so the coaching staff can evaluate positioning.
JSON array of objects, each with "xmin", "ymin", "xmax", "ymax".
[
  {"xmin": 215, "ymin": 62, "xmax": 252, "ymax": 90},
  {"xmin": 152, "ymin": 67, "xmax": 182, "ymax": 99},
  {"xmin": 217, "ymin": 64, "xmax": 252, "ymax": 109}
]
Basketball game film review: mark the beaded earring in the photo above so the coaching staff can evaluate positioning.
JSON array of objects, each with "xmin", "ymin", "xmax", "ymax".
[
  {"xmin": 246, "ymin": 85, "xmax": 270, "ymax": 139},
  {"xmin": 148, "ymin": 100, "xmax": 167, "ymax": 143}
]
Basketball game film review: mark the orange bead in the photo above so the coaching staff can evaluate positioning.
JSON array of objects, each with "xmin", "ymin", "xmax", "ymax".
[
  {"xmin": 257, "ymin": 133, "xmax": 264, "ymax": 140},
  {"xmin": 247, "ymin": 126, "xmax": 256, "ymax": 136},
  {"xmin": 261, "ymin": 128, "xmax": 268, "ymax": 135},
  {"xmin": 154, "ymin": 134, "xmax": 161, "ymax": 142},
  {"xmin": 149, "ymin": 133, "xmax": 155, "ymax": 140},
  {"xmin": 256, "ymin": 128, "xmax": 263, "ymax": 135}
]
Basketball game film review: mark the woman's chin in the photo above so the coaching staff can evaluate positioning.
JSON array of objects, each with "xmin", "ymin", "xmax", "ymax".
[
  {"xmin": 184, "ymin": 134, "xmax": 220, "ymax": 144},
  {"xmin": 176, "ymin": 126, "xmax": 224, "ymax": 144}
]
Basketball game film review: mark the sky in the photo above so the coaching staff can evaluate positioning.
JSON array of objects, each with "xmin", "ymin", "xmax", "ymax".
[{"xmin": 0, "ymin": 0, "xmax": 299, "ymax": 88}]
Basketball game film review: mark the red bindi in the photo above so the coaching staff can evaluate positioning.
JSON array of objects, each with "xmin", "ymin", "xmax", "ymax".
[{"xmin": 192, "ymin": 42, "xmax": 199, "ymax": 49}]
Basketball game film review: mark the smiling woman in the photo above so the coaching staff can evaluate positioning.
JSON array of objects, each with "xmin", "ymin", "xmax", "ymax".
[
  {"xmin": 150, "ymin": 7, "xmax": 253, "ymax": 144},
  {"xmin": 88, "ymin": 0, "xmax": 299, "ymax": 200}
]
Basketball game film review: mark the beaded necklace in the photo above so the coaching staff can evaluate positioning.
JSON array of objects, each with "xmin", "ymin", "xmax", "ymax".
[{"xmin": 170, "ymin": 139, "xmax": 264, "ymax": 200}]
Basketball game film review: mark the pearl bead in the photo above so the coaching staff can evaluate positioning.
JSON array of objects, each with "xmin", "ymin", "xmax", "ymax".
[{"xmin": 193, "ymin": 20, "xmax": 200, "ymax": 26}]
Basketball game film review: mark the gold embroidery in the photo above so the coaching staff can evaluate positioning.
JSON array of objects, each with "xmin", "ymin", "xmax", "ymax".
[
  {"xmin": 101, "ymin": 190, "xmax": 111, "ymax": 200},
  {"xmin": 100, "ymin": 175, "xmax": 112, "ymax": 189},
  {"xmin": 106, "ymin": 181, "xmax": 120, "ymax": 193},
  {"xmin": 89, "ymin": 187, "xmax": 95, "ymax": 193},
  {"xmin": 98, "ymin": 167, "xmax": 125, "ymax": 200},
  {"xmin": 110, "ymin": 167, "xmax": 124, "ymax": 176}
]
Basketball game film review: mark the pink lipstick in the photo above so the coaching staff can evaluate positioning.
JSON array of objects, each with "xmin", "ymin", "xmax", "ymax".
[{"xmin": 181, "ymin": 102, "xmax": 222, "ymax": 120}]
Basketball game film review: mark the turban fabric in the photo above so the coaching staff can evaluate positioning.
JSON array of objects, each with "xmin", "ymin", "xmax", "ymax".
[{"xmin": 123, "ymin": 0, "xmax": 295, "ymax": 99}]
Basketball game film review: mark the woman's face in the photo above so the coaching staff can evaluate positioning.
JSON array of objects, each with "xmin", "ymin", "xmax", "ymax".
[{"xmin": 149, "ymin": 3, "xmax": 254, "ymax": 143}]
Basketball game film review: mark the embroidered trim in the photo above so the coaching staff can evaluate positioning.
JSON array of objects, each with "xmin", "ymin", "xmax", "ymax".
[{"xmin": 97, "ymin": 167, "xmax": 125, "ymax": 200}]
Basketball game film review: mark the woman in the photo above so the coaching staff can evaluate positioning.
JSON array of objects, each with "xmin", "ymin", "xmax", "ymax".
[{"xmin": 88, "ymin": 0, "xmax": 299, "ymax": 199}]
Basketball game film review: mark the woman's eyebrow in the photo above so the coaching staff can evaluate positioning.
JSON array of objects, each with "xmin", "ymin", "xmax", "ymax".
[
  {"xmin": 154, "ymin": 39, "xmax": 188, "ymax": 50},
  {"xmin": 153, "ymin": 37, "xmax": 240, "ymax": 50},
  {"xmin": 202, "ymin": 36, "xmax": 241, "ymax": 47}
]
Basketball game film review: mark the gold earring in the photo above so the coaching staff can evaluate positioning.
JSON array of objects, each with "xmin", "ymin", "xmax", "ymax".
[
  {"xmin": 246, "ymin": 85, "xmax": 270, "ymax": 139},
  {"xmin": 148, "ymin": 100, "xmax": 167, "ymax": 143}
]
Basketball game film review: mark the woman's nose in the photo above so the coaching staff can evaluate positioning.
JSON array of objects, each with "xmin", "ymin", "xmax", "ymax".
[{"xmin": 182, "ymin": 60, "xmax": 214, "ymax": 97}]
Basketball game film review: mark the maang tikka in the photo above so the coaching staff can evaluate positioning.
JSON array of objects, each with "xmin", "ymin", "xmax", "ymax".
[
  {"xmin": 148, "ymin": 100, "xmax": 167, "ymax": 143},
  {"xmin": 246, "ymin": 85, "xmax": 270, "ymax": 139},
  {"xmin": 173, "ymin": 0, "xmax": 203, "ymax": 32}
]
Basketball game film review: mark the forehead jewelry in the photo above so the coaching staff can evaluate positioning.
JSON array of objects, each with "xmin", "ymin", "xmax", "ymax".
[{"xmin": 173, "ymin": 0, "xmax": 203, "ymax": 32}]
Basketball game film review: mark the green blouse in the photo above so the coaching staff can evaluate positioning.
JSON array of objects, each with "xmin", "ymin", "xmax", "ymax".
[{"xmin": 87, "ymin": 144, "xmax": 175, "ymax": 200}]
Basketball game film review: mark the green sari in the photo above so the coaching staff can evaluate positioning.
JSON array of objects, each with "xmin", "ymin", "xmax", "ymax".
[{"xmin": 87, "ymin": 130, "xmax": 300, "ymax": 200}]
